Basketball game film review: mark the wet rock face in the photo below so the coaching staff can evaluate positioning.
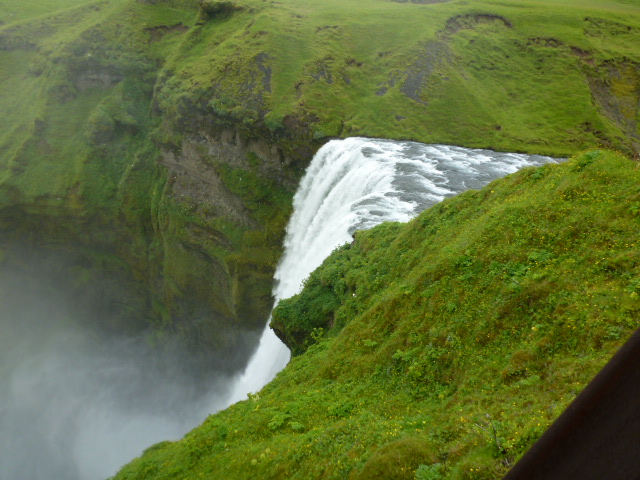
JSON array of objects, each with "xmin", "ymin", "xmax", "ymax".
[
  {"xmin": 145, "ymin": 112, "xmax": 314, "ymax": 368},
  {"xmin": 160, "ymin": 139, "xmax": 257, "ymax": 230},
  {"xmin": 75, "ymin": 70, "xmax": 124, "ymax": 91},
  {"xmin": 586, "ymin": 58, "xmax": 640, "ymax": 152},
  {"xmin": 160, "ymin": 127, "xmax": 294, "ymax": 226}
]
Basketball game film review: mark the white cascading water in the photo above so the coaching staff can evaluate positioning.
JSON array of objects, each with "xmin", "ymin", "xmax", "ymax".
[{"xmin": 226, "ymin": 137, "xmax": 559, "ymax": 403}]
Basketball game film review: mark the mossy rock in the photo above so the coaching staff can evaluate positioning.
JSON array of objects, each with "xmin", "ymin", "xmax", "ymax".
[{"xmin": 352, "ymin": 437, "xmax": 438, "ymax": 480}]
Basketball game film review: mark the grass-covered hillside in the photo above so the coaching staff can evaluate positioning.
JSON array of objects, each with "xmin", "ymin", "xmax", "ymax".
[
  {"xmin": 152, "ymin": 0, "xmax": 640, "ymax": 157},
  {"xmin": 114, "ymin": 150, "xmax": 640, "ymax": 479},
  {"xmin": 1, "ymin": 0, "xmax": 639, "ymax": 357},
  {"xmin": 135, "ymin": 0, "xmax": 640, "ymax": 158}
]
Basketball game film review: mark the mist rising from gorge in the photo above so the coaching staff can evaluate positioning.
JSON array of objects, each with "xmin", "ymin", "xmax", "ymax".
[{"xmin": 0, "ymin": 260, "xmax": 241, "ymax": 480}]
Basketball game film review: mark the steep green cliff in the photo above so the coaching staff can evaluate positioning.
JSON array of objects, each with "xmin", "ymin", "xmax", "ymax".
[
  {"xmin": 115, "ymin": 150, "xmax": 640, "ymax": 479},
  {"xmin": 1, "ymin": 0, "xmax": 639, "ymax": 364},
  {"xmin": 0, "ymin": 0, "xmax": 299, "ymax": 369}
]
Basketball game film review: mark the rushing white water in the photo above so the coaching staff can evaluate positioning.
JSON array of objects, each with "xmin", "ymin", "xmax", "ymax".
[{"xmin": 227, "ymin": 137, "xmax": 559, "ymax": 403}]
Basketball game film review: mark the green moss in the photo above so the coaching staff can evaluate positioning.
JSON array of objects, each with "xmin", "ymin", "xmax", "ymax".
[
  {"xmin": 354, "ymin": 437, "xmax": 438, "ymax": 480},
  {"xmin": 0, "ymin": 0, "xmax": 96, "ymax": 24}
]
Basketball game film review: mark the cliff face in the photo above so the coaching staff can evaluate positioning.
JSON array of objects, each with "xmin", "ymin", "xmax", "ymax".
[
  {"xmin": 0, "ymin": 0, "xmax": 315, "ymax": 372},
  {"xmin": 0, "ymin": 0, "xmax": 639, "ymax": 371}
]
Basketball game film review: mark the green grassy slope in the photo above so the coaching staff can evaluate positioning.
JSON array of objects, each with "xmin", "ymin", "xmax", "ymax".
[
  {"xmin": 156, "ymin": 0, "xmax": 640, "ymax": 157},
  {"xmin": 0, "ymin": 0, "xmax": 95, "ymax": 24},
  {"xmin": 2, "ymin": 0, "xmax": 639, "ymax": 208},
  {"xmin": 114, "ymin": 150, "xmax": 640, "ymax": 479}
]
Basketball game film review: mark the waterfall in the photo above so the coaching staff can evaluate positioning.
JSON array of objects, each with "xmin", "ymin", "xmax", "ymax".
[
  {"xmin": 226, "ymin": 137, "xmax": 558, "ymax": 403},
  {"xmin": 0, "ymin": 137, "xmax": 558, "ymax": 480}
]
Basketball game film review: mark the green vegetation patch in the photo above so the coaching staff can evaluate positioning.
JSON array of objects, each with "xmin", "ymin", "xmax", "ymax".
[
  {"xmin": 114, "ymin": 150, "xmax": 640, "ymax": 479},
  {"xmin": 0, "ymin": 0, "xmax": 97, "ymax": 25},
  {"xmin": 149, "ymin": 0, "xmax": 640, "ymax": 156}
]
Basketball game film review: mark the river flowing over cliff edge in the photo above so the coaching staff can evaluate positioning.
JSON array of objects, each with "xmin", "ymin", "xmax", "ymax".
[
  {"xmin": 226, "ymin": 137, "xmax": 559, "ymax": 404},
  {"xmin": 0, "ymin": 137, "xmax": 557, "ymax": 480}
]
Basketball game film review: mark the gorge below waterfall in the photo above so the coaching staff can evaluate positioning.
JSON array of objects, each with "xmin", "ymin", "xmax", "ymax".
[{"xmin": 0, "ymin": 137, "xmax": 558, "ymax": 480}]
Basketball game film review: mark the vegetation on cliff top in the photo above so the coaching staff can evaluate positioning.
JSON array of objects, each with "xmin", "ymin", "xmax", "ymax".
[
  {"xmin": 114, "ymin": 150, "xmax": 640, "ymax": 479},
  {"xmin": 153, "ymin": 0, "xmax": 640, "ymax": 157},
  {"xmin": 2, "ymin": 0, "xmax": 640, "ymax": 200}
]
